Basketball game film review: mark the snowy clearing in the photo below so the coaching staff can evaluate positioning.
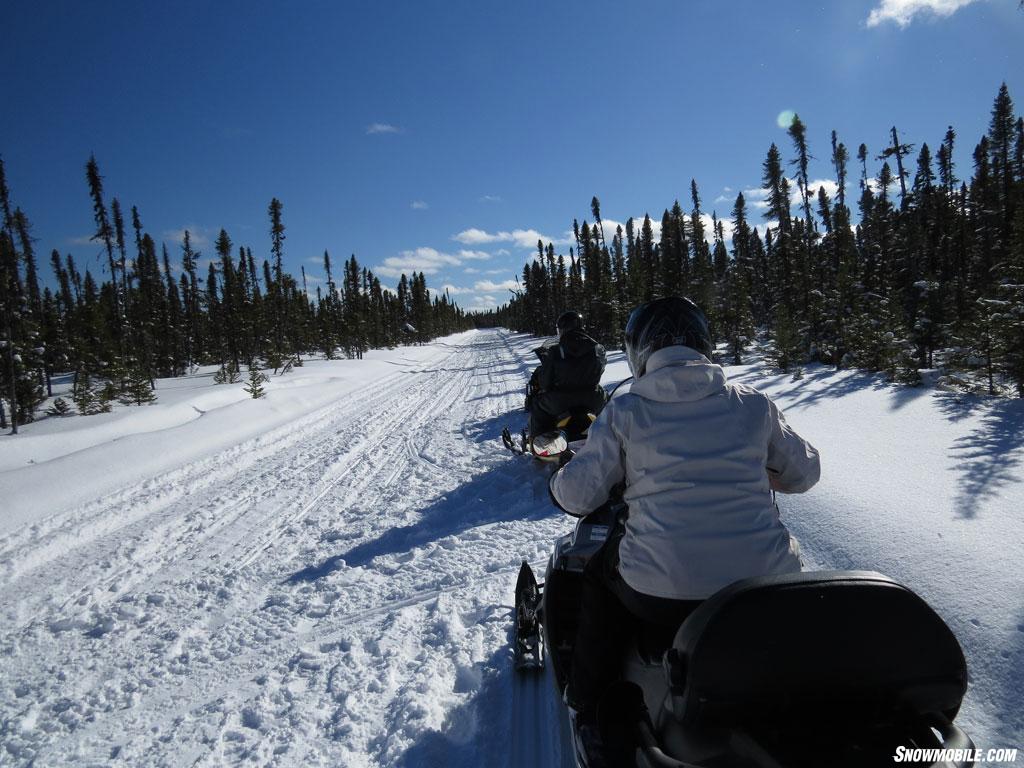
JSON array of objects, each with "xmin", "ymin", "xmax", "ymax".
[{"xmin": 1, "ymin": 329, "xmax": 1021, "ymax": 765}]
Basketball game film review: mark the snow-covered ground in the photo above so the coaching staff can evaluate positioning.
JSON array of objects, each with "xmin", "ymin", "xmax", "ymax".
[{"xmin": 0, "ymin": 329, "xmax": 1021, "ymax": 765}]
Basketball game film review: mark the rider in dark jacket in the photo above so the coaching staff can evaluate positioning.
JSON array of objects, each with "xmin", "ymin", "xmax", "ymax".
[{"xmin": 526, "ymin": 312, "xmax": 607, "ymax": 437}]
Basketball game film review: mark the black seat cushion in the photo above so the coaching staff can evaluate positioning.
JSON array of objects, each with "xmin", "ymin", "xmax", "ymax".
[{"xmin": 668, "ymin": 571, "xmax": 968, "ymax": 728}]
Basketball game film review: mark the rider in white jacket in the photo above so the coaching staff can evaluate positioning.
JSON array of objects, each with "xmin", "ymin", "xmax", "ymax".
[
  {"xmin": 549, "ymin": 296, "xmax": 820, "ymax": 738},
  {"xmin": 551, "ymin": 342, "xmax": 819, "ymax": 600}
]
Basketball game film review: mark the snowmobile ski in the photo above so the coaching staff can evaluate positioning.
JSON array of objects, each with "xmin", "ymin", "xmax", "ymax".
[
  {"xmin": 501, "ymin": 425, "xmax": 569, "ymax": 463},
  {"xmin": 500, "ymin": 425, "xmax": 527, "ymax": 456},
  {"xmin": 513, "ymin": 560, "xmax": 544, "ymax": 671}
]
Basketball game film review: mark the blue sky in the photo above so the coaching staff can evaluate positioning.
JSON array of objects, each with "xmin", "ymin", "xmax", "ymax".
[{"xmin": 2, "ymin": 0, "xmax": 1022, "ymax": 312}]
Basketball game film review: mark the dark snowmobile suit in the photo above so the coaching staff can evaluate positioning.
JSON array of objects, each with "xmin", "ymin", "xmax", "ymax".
[{"xmin": 526, "ymin": 329, "xmax": 607, "ymax": 437}]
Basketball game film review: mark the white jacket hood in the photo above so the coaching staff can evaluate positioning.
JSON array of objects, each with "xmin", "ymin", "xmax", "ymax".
[{"xmin": 631, "ymin": 346, "xmax": 727, "ymax": 403}]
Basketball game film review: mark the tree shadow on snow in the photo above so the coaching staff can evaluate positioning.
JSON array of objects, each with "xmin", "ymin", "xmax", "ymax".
[
  {"xmin": 729, "ymin": 365, "xmax": 856, "ymax": 408},
  {"xmin": 936, "ymin": 394, "xmax": 1024, "ymax": 519},
  {"xmin": 728, "ymin": 363, "xmax": 933, "ymax": 413},
  {"xmin": 284, "ymin": 459, "xmax": 554, "ymax": 583}
]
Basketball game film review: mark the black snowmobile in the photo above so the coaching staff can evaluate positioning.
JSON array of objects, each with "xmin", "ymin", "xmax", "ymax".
[
  {"xmin": 502, "ymin": 376, "xmax": 631, "ymax": 462},
  {"xmin": 502, "ymin": 409, "xmax": 596, "ymax": 462},
  {"xmin": 515, "ymin": 501, "xmax": 975, "ymax": 768}
]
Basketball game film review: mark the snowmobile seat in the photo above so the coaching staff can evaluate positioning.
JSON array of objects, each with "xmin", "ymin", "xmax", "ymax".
[{"xmin": 665, "ymin": 570, "xmax": 968, "ymax": 730}]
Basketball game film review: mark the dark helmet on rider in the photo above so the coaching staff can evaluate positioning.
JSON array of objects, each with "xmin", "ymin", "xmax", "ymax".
[
  {"xmin": 556, "ymin": 311, "xmax": 584, "ymax": 335},
  {"xmin": 624, "ymin": 296, "xmax": 712, "ymax": 377}
]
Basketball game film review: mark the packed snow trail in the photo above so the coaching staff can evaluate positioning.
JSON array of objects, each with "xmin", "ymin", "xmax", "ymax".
[
  {"xmin": 2, "ymin": 328, "xmax": 1021, "ymax": 766},
  {"xmin": 0, "ymin": 331, "xmax": 571, "ymax": 766}
]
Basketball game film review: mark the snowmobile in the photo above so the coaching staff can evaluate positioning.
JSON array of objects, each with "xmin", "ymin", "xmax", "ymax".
[
  {"xmin": 515, "ymin": 500, "xmax": 975, "ymax": 768},
  {"xmin": 502, "ymin": 408, "xmax": 596, "ymax": 462},
  {"xmin": 502, "ymin": 378, "xmax": 632, "ymax": 462}
]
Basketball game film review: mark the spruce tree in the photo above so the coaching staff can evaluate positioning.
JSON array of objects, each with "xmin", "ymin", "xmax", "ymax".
[
  {"xmin": 244, "ymin": 362, "xmax": 268, "ymax": 399},
  {"xmin": 72, "ymin": 372, "xmax": 100, "ymax": 415},
  {"xmin": 689, "ymin": 182, "xmax": 715, "ymax": 328},
  {"xmin": 85, "ymin": 155, "xmax": 125, "ymax": 373},
  {"xmin": 268, "ymin": 197, "xmax": 286, "ymax": 357},
  {"xmin": 120, "ymin": 366, "xmax": 157, "ymax": 405},
  {"xmin": 768, "ymin": 304, "xmax": 802, "ymax": 373}
]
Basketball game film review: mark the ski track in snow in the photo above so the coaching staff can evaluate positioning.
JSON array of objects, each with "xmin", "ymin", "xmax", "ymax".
[{"xmin": 1, "ymin": 331, "xmax": 570, "ymax": 766}]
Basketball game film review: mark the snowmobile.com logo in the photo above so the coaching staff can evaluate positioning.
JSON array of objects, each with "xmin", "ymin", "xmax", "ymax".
[{"xmin": 893, "ymin": 747, "xmax": 1018, "ymax": 763}]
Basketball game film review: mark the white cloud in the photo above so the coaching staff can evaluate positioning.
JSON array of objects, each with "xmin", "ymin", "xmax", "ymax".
[
  {"xmin": 599, "ymin": 217, "xmax": 663, "ymax": 245},
  {"xmin": 438, "ymin": 284, "xmax": 475, "ymax": 295},
  {"xmin": 452, "ymin": 227, "xmax": 570, "ymax": 249},
  {"xmin": 865, "ymin": 0, "xmax": 978, "ymax": 27},
  {"xmin": 474, "ymin": 279, "xmax": 518, "ymax": 292},
  {"xmin": 423, "ymin": 286, "xmax": 507, "ymax": 311},
  {"xmin": 452, "ymin": 228, "xmax": 506, "ymax": 245},
  {"xmin": 463, "ymin": 267, "xmax": 481, "ymax": 274},
  {"xmin": 513, "ymin": 230, "xmax": 555, "ymax": 249},
  {"xmin": 453, "ymin": 228, "xmax": 502, "ymax": 245},
  {"xmin": 411, "ymin": 200, "xmax": 429, "ymax": 210},
  {"xmin": 375, "ymin": 247, "xmax": 461, "ymax": 278},
  {"xmin": 804, "ymin": 178, "xmax": 841, "ymax": 204},
  {"xmin": 742, "ymin": 188, "xmax": 771, "ymax": 210},
  {"xmin": 694, "ymin": 213, "xmax": 733, "ymax": 244},
  {"xmin": 738, "ymin": 177, "xmax": 842, "ymax": 213},
  {"xmin": 714, "ymin": 186, "xmax": 738, "ymax": 204},
  {"xmin": 479, "ymin": 195, "xmax": 503, "ymax": 203},
  {"xmin": 163, "ymin": 226, "xmax": 212, "ymax": 248},
  {"xmin": 374, "ymin": 247, "xmax": 490, "ymax": 279},
  {"xmin": 465, "ymin": 295, "xmax": 499, "ymax": 311},
  {"xmin": 593, "ymin": 218, "xmax": 623, "ymax": 237},
  {"xmin": 595, "ymin": 213, "xmax": 734, "ymax": 246},
  {"xmin": 366, "ymin": 122, "xmax": 402, "ymax": 135}
]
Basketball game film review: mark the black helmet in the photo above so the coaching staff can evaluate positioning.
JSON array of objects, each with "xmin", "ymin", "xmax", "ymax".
[
  {"xmin": 624, "ymin": 296, "xmax": 712, "ymax": 376},
  {"xmin": 556, "ymin": 311, "xmax": 583, "ymax": 335}
]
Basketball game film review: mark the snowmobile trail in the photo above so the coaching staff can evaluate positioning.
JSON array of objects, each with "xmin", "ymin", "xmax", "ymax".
[
  {"xmin": 0, "ymin": 330, "xmax": 577, "ymax": 766},
  {"xmin": 4, "ymin": 328, "xmax": 1021, "ymax": 762}
]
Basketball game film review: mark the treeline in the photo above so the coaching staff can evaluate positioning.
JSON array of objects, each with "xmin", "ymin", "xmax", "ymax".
[
  {"xmin": 475, "ymin": 84, "xmax": 1024, "ymax": 397},
  {"xmin": 0, "ymin": 157, "xmax": 471, "ymax": 432}
]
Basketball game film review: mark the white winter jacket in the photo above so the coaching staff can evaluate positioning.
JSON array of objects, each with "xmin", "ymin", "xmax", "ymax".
[{"xmin": 549, "ymin": 345, "xmax": 820, "ymax": 600}]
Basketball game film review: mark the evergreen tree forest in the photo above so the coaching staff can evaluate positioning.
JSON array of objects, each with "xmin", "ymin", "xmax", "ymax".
[
  {"xmin": 477, "ymin": 85, "xmax": 1024, "ymax": 398},
  {"xmin": 0, "ymin": 156, "xmax": 471, "ymax": 432}
]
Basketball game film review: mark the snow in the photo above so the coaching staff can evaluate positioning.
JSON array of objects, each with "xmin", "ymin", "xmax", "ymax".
[{"xmin": 1, "ymin": 329, "xmax": 1022, "ymax": 765}]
